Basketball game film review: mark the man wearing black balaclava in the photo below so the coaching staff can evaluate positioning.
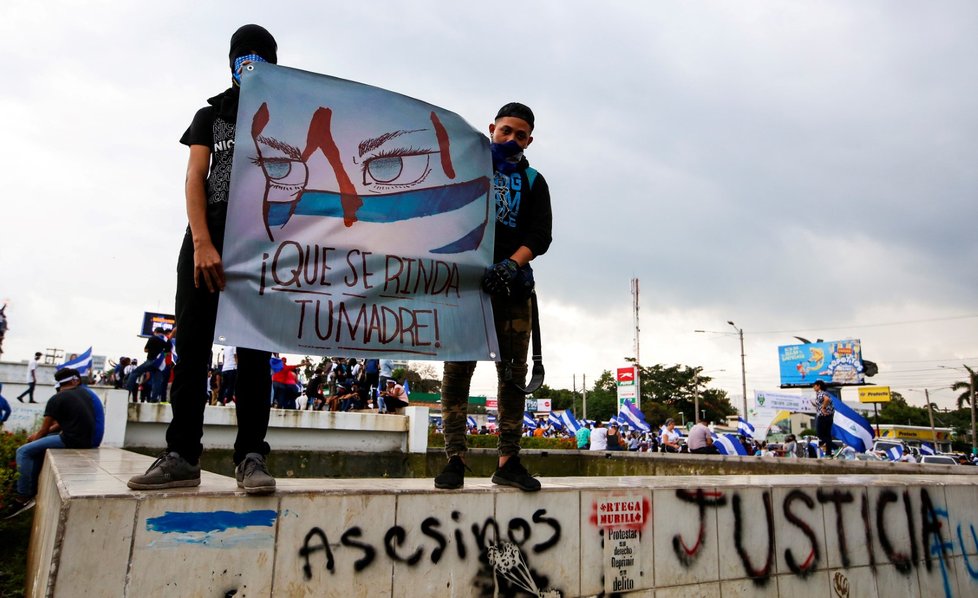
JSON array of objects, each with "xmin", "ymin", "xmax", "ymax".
[
  {"xmin": 435, "ymin": 103, "xmax": 553, "ymax": 492},
  {"xmin": 129, "ymin": 25, "xmax": 278, "ymax": 494}
]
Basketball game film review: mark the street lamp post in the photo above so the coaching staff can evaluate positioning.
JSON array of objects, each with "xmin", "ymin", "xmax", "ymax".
[{"xmin": 728, "ymin": 321, "xmax": 748, "ymax": 422}]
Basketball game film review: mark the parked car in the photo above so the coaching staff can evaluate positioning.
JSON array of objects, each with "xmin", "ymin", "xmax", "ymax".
[{"xmin": 919, "ymin": 455, "xmax": 958, "ymax": 466}]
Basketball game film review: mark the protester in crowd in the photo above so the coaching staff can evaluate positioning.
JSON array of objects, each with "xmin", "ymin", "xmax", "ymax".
[
  {"xmin": 688, "ymin": 417, "xmax": 719, "ymax": 454},
  {"xmin": 589, "ymin": 421, "xmax": 609, "ymax": 451},
  {"xmin": 660, "ymin": 418, "xmax": 681, "ymax": 453},
  {"xmin": 305, "ymin": 368, "xmax": 326, "ymax": 411},
  {"xmin": 128, "ymin": 25, "xmax": 279, "ymax": 495},
  {"xmin": 0, "ymin": 383, "xmax": 10, "ymax": 424},
  {"xmin": 378, "ymin": 379, "xmax": 409, "ymax": 413},
  {"xmin": 16, "ymin": 352, "xmax": 42, "ymax": 404},
  {"xmin": 271, "ymin": 356, "xmax": 301, "ymax": 409},
  {"xmin": 813, "ymin": 379, "xmax": 836, "ymax": 459},
  {"xmin": 435, "ymin": 102, "xmax": 553, "ymax": 493},
  {"xmin": 783, "ymin": 434, "xmax": 798, "ymax": 458},
  {"xmin": 607, "ymin": 423, "xmax": 622, "ymax": 450},
  {"xmin": 4, "ymin": 368, "xmax": 104, "ymax": 517},
  {"xmin": 626, "ymin": 431, "xmax": 641, "ymax": 451},
  {"xmin": 221, "ymin": 346, "xmax": 237, "ymax": 404},
  {"xmin": 576, "ymin": 423, "xmax": 591, "ymax": 450},
  {"xmin": 125, "ymin": 328, "xmax": 168, "ymax": 401}
]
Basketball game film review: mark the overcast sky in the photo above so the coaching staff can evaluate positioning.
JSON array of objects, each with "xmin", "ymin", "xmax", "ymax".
[{"xmin": 2, "ymin": 1, "xmax": 976, "ymax": 410}]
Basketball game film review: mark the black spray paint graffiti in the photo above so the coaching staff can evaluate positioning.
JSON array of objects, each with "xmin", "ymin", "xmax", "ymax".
[
  {"xmin": 670, "ymin": 486, "xmax": 961, "ymax": 588},
  {"xmin": 298, "ymin": 508, "xmax": 561, "ymax": 584}
]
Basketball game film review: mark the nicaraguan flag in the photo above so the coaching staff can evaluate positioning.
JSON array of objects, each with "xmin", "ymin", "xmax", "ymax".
[
  {"xmin": 559, "ymin": 409, "xmax": 582, "ymax": 433},
  {"xmin": 547, "ymin": 412, "xmax": 564, "ymax": 430},
  {"xmin": 618, "ymin": 401, "xmax": 651, "ymax": 432},
  {"xmin": 713, "ymin": 433, "xmax": 748, "ymax": 456},
  {"xmin": 523, "ymin": 412, "xmax": 537, "ymax": 429},
  {"xmin": 487, "ymin": 414, "xmax": 496, "ymax": 424},
  {"xmin": 920, "ymin": 442, "xmax": 936, "ymax": 455},
  {"xmin": 402, "ymin": 380, "xmax": 411, "ymax": 396},
  {"xmin": 58, "ymin": 347, "xmax": 93, "ymax": 376},
  {"xmin": 737, "ymin": 417, "xmax": 755, "ymax": 438},
  {"xmin": 885, "ymin": 445, "xmax": 903, "ymax": 461},
  {"xmin": 466, "ymin": 416, "xmax": 477, "ymax": 429},
  {"xmin": 830, "ymin": 397, "xmax": 875, "ymax": 453}
]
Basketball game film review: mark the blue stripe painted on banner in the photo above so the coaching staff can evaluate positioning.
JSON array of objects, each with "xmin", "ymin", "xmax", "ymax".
[{"xmin": 267, "ymin": 177, "xmax": 489, "ymax": 227}]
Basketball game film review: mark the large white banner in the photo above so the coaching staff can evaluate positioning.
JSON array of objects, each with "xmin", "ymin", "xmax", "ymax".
[
  {"xmin": 215, "ymin": 64, "xmax": 498, "ymax": 361},
  {"xmin": 753, "ymin": 390, "xmax": 816, "ymax": 414}
]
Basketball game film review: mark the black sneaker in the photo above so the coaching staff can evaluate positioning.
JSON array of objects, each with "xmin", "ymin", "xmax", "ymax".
[
  {"xmin": 127, "ymin": 452, "xmax": 201, "ymax": 490},
  {"xmin": 2, "ymin": 495, "xmax": 35, "ymax": 520},
  {"xmin": 236, "ymin": 453, "xmax": 276, "ymax": 495},
  {"xmin": 491, "ymin": 455, "xmax": 541, "ymax": 492},
  {"xmin": 434, "ymin": 455, "xmax": 469, "ymax": 489}
]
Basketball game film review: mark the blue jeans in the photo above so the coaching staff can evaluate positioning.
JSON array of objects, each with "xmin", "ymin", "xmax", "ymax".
[
  {"xmin": 0, "ymin": 383, "xmax": 10, "ymax": 422},
  {"xmin": 16, "ymin": 433, "xmax": 66, "ymax": 497}
]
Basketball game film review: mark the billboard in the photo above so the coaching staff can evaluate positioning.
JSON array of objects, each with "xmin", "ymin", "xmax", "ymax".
[
  {"xmin": 778, "ymin": 339, "xmax": 864, "ymax": 387},
  {"xmin": 858, "ymin": 386, "xmax": 891, "ymax": 403},
  {"xmin": 140, "ymin": 312, "xmax": 176, "ymax": 338}
]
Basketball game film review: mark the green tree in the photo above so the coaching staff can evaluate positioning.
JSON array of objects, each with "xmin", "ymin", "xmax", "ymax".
[
  {"xmin": 951, "ymin": 365, "xmax": 977, "ymax": 409},
  {"xmin": 583, "ymin": 363, "xmax": 737, "ymax": 426},
  {"xmin": 873, "ymin": 392, "xmax": 931, "ymax": 427}
]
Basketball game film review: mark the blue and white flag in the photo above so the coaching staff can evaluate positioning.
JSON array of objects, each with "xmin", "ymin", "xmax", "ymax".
[
  {"xmin": 523, "ymin": 412, "xmax": 537, "ymax": 430},
  {"xmin": 402, "ymin": 380, "xmax": 411, "ymax": 396},
  {"xmin": 59, "ymin": 347, "xmax": 93, "ymax": 376},
  {"xmin": 885, "ymin": 445, "xmax": 903, "ymax": 461},
  {"xmin": 737, "ymin": 417, "xmax": 755, "ymax": 438},
  {"xmin": 466, "ymin": 416, "xmax": 477, "ymax": 429},
  {"xmin": 713, "ymin": 433, "xmax": 748, "ymax": 456},
  {"xmin": 487, "ymin": 414, "xmax": 496, "ymax": 424},
  {"xmin": 547, "ymin": 412, "xmax": 564, "ymax": 431},
  {"xmin": 920, "ymin": 442, "xmax": 936, "ymax": 456},
  {"xmin": 559, "ymin": 409, "xmax": 582, "ymax": 433},
  {"xmin": 831, "ymin": 397, "xmax": 875, "ymax": 453},
  {"xmin": 618, "ymin": 401, "xmax": 651, "ymax": 432}
]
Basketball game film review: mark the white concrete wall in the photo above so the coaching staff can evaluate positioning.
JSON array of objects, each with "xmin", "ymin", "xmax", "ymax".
[
  {"xmin": 28, "ymin": 448, "xmax": 978, "ymax": 597},
  {"xmin": 4, "ymin": 386, "xmax": 428, "ymax": 454}
]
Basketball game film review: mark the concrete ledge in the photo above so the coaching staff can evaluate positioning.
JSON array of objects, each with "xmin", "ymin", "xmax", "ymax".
[
  {"xmin": 125, "ymin": 403, "xmax": 429, "ymax": 453},
  {"xmin": 27, "ymin": 448, "xmax": 978, "ymax": 597}
]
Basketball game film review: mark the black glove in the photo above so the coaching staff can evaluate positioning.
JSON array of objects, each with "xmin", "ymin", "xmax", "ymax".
[
  {"xmin": 482, "ymin": 259, "xmax": 519, "ymax": 296},
  {"xmin": 510, "ymin": 265, "xmax": 535, "ymax": 300}
]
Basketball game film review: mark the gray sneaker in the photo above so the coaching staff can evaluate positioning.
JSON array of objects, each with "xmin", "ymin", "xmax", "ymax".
[
  {"xmin": 127, "ymin": 452, "xmax": 201, "ymax": 490},
  {"xmin": 236, "ymin": 453, "xmax": 276, "ymax": 495}
]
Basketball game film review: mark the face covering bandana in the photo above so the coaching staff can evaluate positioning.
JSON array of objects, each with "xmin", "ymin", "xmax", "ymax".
[
  {"xmin": 233, "ymin": 54, "xmax": 267, "ymax": 84},
  {"xmin": 490, "ymin": 140, "xmax": 524, "ymax": 174}
]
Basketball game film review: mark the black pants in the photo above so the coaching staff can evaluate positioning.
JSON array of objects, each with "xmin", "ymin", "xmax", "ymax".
[
  {"xmin": 16, "ymin": 382, "xmax": 35, "ymax": 402},
  {"xmin": 815, "ymin": 414, "xmax": 834, "ymax": 455},
  {"xmin": 166, "ymin": 229, "xmax": 271, "ymax": 465}
]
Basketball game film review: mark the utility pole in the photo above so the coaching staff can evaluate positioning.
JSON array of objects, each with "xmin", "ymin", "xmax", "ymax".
[
  {"xmin": 583, "ymin": 373, "xmax": 588, "ymax": 420},
  {"xmin": 924, "ymin": 389, "xmax": 938, "ymax": 451},
  {"xmin": 968, "ymin": 372, "xmax": 978, "ymax": 456},
  {"xmin": 728, "ymin": 321, "xmax": 748, "ymax": 422}
]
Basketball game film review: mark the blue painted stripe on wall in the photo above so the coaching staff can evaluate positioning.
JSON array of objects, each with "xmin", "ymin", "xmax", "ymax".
[{"xmin": 146, "ymin": 510, "xmax": 277, "ymax": 534}]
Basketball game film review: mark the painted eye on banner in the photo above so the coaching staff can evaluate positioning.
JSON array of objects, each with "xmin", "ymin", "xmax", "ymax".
[
  {"xmin": 362, "ymin": 150, "xmax": 432, "ymax": 188},
  {"xmin": 258, "ymin": 158, "xmax": 308, "ymax": 192}
]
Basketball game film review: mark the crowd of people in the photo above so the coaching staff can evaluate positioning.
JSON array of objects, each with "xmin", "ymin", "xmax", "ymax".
[
  {"xmin": 451, "ymin": 414, "xmax": 853, "ymax": 459},
  {"xmin": 104, "ymin": 343, "xmax": 412, "ymax": 417}
]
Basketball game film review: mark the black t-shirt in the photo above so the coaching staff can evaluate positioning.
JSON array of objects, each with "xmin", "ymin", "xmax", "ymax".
[
  {"xmin": 144, "ymin": 335, "xmax": 168, "ymax": 360},
  {"xmin": 179, "ymin": 88, "xmax": 239, "ymax": 227},
  {"xmin": 44, "ymin": 387, "xmax": 97, "ymax": 448}
]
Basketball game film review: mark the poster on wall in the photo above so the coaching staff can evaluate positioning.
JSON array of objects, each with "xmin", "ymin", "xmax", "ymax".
[
  {"xmin": 778, "ymin": 339, "xmax": 865, "ymax": 387},
  {"xmin": 215, "ymin": 64, "xmax": 498, "ymax": 361}
]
